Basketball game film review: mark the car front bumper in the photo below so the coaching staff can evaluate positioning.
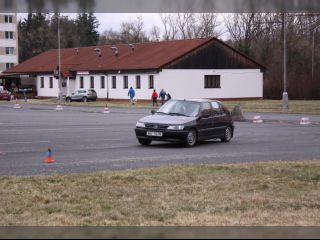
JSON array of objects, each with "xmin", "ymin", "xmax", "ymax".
[{"xmin": 135, "ymin": 128, "xmax": 189, "ymax": 142}]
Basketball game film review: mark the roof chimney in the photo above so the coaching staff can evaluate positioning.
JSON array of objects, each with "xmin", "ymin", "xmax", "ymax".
[
  {"xmin": 94, "ymin": 48, "xmax": 102, "ymax": 57},
  {"xmin": 111, "ymin": 46, "xmax": 119, "ymax": 56}
]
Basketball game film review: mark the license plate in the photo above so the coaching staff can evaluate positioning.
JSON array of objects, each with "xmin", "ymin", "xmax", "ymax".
[{"xmin": 147, "ymin": 131, "xmax": 163, "ymax": 137}]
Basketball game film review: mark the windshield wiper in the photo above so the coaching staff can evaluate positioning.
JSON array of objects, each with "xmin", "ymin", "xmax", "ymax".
[
  {"xmin": 169, "ymin": 112, "xmax": 190, "ymax": 117},
  {"xmin": 157, "ymin": 111, "xmax": 169, "ymax": 115}
]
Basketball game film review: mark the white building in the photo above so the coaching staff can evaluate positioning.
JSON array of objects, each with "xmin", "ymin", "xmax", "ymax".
[
  {"xmin": 0, "ymin": 13, "xmax": 18, "ymax": 85},
  {"xmin": 2, "ymin": 38, "xmax": 265, "ymax": 100}
]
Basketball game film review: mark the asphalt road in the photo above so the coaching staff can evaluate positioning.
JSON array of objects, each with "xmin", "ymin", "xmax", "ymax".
[{"xmin": 0, "ymin": 103, "xmax": 320, "ymax": 176}]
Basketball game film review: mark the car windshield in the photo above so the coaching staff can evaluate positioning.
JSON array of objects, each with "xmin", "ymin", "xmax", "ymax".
[{"xmin": 157, "ymin": 100, "xmax": 201, "ymax": 117}]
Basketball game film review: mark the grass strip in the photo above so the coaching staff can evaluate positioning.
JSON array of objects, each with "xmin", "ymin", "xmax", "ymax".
[{"xmin": 0, "ymin": 161, "xmax": 319, "ymax": 226}]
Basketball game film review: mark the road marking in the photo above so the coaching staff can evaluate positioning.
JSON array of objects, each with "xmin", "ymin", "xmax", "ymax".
[
  {"xmin": 84, "ymin": 139, "xmax": 124, "ymax": 142},
  {"xmin": 0, "ymin": 127, "xmax": 132, "ymax": 134},
  {"xmin": 0, "ymin": 141, "xmax": 50, "ymax": 145}
]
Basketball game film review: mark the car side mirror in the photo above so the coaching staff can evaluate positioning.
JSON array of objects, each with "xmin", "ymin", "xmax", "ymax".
[{"xmin": 151, "ymin": 109, "xmax": 156, "ymax": 115}]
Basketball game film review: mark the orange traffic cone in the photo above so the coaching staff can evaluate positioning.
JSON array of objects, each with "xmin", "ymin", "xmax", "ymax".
[{"xmin": 44, "ymin": 148, "xmax": 55, "ymax": 164}]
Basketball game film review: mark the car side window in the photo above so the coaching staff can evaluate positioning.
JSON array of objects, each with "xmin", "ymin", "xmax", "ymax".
[
  {"xmin": 200, "ymin": 102, "xmax": 212, "ymax": 116},
  {"xmin": 211, "ymin": 102, "xmax": 222, "ymax": 114}
]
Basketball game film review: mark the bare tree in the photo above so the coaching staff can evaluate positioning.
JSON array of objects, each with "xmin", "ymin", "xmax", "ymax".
[
  {"xmin": 160, "ymin": 13, "xmax": 179, "ymax": 40},
  {"xmin": 119, "ymin": 16, "xmax": 149, "ymax": 43},
  {"xmin": 149, "ymin": 25, "xmax": 161, "ymax": 42}
]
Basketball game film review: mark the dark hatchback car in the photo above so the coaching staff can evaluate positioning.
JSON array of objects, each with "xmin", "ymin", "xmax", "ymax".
[{"xmin": 135, "ymin": 99, "xmax": 234, "ymax": 147}]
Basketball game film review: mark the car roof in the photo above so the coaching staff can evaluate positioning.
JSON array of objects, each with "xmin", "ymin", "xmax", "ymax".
[{"xmin": 175, "ymin": 99, "xmax": 222, "ymax": 103}]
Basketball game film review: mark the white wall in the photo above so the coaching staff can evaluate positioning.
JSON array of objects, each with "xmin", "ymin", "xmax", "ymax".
[
  {"xmin": 0, "ymin": 39, "xmax": 17, "ymax": 48},
  {"xmin": 75, "ymin": 73, "xmax": 159, "ymax": 100},
  {"xmin": 37, "ymin": 75, "xmax": 59, "ymax": 97},
  {"xmin": 158, "ymin": 69, "xmax": 263, "ymax": 99},
  {"xmin": 36, "ymin": 69, "xmax": 263, "ymax": 100}
]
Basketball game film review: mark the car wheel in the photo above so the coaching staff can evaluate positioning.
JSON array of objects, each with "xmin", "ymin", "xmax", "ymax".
[
  {"xmin": 82, "ymin": 97, "xmax": 88, "ymax": 102},
  {"xmin": 221, "ymin": 126, "xmax": 233, "ymax": 142},
  {"xmin": 66, "ymin": 97, "xmax": 71, "ymax": 102},
  {"xmin": 186, "ymin": 129, "xmax": 197, "ymax": 147},
  {"xmin": 138, "ymin": 139, "xmax": 152, "ymax": 146}
]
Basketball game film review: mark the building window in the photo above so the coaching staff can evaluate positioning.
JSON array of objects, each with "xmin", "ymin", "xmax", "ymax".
[
  {"xmin": 149, "ymin": 75, "xmax": 154, "ymax": 89},
  {"xmin": 204, "ymin": 75, "xmax": 221, "ymax": 88},
  {"xmin": 5, "ymin": 15, "xmax": 13, "ymax": 23},
  {"xmin": 40, "ymin": 77, "xmax": 44, "ymax": 88},
  {"xmin": 100, "ymin": 76, "xmax": 105, "ymax": 89},
  {"xmin": 49, "ymin": 77, "xmax": 53, "ymax": 88},
  {"xmin": 5, "ymin": 47, "xmax": 14, "ymax": 55},
  {"xmin": 5, "ymin": 32, "xmax": 13, "ymax": 39},
  {"xmin": 90, "ymin": 76, "xmax": 94, "ymax": 88},
  {"xmin": 136, "ymin": 75, "xmax": 141, "ymax": 89},
  {"xmin": 123, "ymin": 76, "xmax": 128, "ymax": 89},
  {"xmin": 5, "ymin": 63, "xmax": 14, "ymax": 69},
  {"xmin": 80, "ymin": 77, "xmax": 84, "ymax": 88},
  {"xmin": 112, "ymin": 76, "xmax": 116, "ymax": 89}
]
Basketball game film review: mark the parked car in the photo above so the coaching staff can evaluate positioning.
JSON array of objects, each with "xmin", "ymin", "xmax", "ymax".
[
  {"xmin": 0, "ymin": 90, "xmax": 11, "ymax": 101},
  {"xmin": 66, "ymin": 89, "xmax": 97, "ymax": 102},
  {"xmin": 135, "ymin": 99, "xmax": 234, "ymax": 147}
]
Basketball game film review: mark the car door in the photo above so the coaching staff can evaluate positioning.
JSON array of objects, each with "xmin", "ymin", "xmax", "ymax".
[
  {"xmin": 197, "ymin": 102, "xmax": 214, "ymax": 140},
  {"xmin": 75, "ymin": 90, "xmax": 84, "ymax": 100},
  {"xmin": 211, "ymin": 101, "xmax": 228, "ymax": 137}
]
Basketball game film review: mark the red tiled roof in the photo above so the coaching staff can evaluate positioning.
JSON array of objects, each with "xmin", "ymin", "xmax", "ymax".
[{"xmin": 4, "ymin": 38, "xmax": 213, "ymax": 77}]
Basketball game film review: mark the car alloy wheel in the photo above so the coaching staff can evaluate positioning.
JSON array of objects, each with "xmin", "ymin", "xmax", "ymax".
[
  {"xmin": 186, "ymin": 129, "xmax": 197, "ymax": 147},
  {"xmin": 66, "ymin": 98, "xmax": 71, "ymax": 102},
  {"xmin": 221, "ymin": 126, "xmax": 232, "ymax": 142},
  {"xmin": 82, "ymin": 97, "xmax": 88, "ymax": 102}
]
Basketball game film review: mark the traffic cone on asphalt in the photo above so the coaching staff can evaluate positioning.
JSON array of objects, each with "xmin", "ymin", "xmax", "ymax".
[
  {"xmin": 13, "ymin": 99, "xmax": 21, "ymax": 109},
  {"xmin": 44, "ymin": 148, "xmax": 55, "ymax": 164},
  {"xmin": 103, "ymin": 104, "xmax": 110, "ymax": 114}
]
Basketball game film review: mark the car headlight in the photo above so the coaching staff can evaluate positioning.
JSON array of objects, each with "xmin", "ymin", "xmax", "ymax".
[
  {"xmin": 136, "ymin": 122, "xmax": 145, "ymax": 128},
  {"xmin": 167, "ymin": 125, "xmax": 185, "ymax": 130}
]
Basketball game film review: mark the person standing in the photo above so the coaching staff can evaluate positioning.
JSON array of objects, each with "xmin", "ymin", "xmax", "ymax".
[
  {"xmin": 159, "ymin": 89, "xmax": 167, "ymax": 105},
  {"xmin": 128, "ymin": 86, "xmax": 135, "ymax": 105},
  {"xmin": 151, "ymin": 89, "xmax": 158, "ymax": 107}
]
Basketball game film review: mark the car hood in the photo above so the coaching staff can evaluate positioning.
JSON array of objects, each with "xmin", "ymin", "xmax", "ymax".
[{"xmin": 139, "ymin": 114, "xmax": 197, "ymax": 125}]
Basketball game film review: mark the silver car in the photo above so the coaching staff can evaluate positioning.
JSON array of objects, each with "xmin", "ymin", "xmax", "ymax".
[{"xmin": 66, "ymin": 89, "xmax": 97, "ymax": 102}]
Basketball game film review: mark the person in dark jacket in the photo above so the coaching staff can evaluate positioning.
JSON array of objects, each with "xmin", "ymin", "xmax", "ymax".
[
  {"xmin": 151, "ymin": 89, "xmax": 158, "ymax": 107},
  {"xmin": 159, "ymin": 89, "xmax": 167, "ymax": 105},
  {"xmin": 128, "ymin": 86, "xmax": 135, "ymax": 105}
]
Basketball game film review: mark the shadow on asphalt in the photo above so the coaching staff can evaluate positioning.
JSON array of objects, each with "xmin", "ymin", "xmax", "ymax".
[{"xmin": 138, "ymin": 139, "xmax": 223, "ymax": 149}]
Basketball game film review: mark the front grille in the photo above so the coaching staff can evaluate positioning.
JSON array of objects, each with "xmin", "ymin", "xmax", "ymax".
[{"xmin": 145, "ymin": 123, "xmax": 168, "ymax": 130}]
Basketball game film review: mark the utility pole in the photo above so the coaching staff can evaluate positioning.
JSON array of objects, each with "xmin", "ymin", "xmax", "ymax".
[
  {"xmin": 312, "ymin": 25, "xmax": 320, "ymax": 82},
  {"xmin": 56, "ymin": 14, "xmax": 63, "ymax": 111},
  {"xmin": 282, "ymin": 13, "xmax": 289, "ymax": 109}
]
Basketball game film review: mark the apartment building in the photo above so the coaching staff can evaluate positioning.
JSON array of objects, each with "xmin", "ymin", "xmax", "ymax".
[{"xmin": 0, "ymin": 13, "xmax": 18, "ymax": 85}]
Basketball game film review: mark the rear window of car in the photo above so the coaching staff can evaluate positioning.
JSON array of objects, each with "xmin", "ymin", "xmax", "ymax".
[{"xmin": 88, "ymin": 90, "xmax": 96, "ymax": 94}]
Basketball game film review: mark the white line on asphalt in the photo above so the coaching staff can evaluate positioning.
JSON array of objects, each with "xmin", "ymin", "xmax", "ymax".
[
  {"xmin": 0, "ymin": 141, "xmax": 50, "ymax": 145},
  {"xmin": 84, "ymin": 139, "xmax": 124, "ymax": 142},
  {"xmin": 0, "ymin": 127, "xmax": 132, "ymax": 134}
]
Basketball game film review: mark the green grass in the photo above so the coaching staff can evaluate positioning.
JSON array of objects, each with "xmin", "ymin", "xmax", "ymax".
[
  {"xmin": 0, "ymin": 161, "xmax": 319, "ymax": 226},
  {"xmin": 4, "ymin": 99, "xmax": 320, "ymax": 114}
]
